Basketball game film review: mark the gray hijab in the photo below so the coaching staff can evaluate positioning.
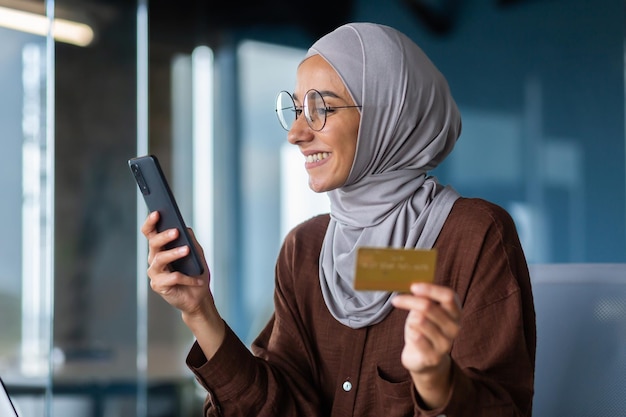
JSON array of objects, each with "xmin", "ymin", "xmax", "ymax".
[{"xmin": 304, "ymin": 23, "xmax": 462, "ymax": 328}]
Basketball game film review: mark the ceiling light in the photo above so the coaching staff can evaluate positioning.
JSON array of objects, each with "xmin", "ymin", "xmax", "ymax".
[{"xmin": 0, "ymin": 5, "xmax": 94, "ymax": 47}]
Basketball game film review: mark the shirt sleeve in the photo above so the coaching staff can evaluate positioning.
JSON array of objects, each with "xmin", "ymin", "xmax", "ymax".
[{"xmin": 185, "ymin": 218, "xmax": 327, "ymax": 417}]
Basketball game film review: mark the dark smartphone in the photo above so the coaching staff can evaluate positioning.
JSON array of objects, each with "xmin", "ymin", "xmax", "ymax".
[{"xmin": 128, "ymin": 154, "xmax": 204, "ymax": 276}]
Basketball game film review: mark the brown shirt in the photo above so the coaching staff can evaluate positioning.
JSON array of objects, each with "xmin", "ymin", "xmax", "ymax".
[{"xmin": 187, "ymin": 198, "xmax": 536, "ymax": 417}]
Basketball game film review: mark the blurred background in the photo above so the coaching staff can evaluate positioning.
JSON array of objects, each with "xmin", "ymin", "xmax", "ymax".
[{"xmin": 0, "ymin": 0, "xmax": 624, "ymax": 415}]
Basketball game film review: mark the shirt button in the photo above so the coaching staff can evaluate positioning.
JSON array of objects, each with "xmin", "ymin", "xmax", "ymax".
[
  {"xmin": 342, "ymin": 381, "xmax": 352, "ymax": 392},
  {"xmin": 436, "ymin": 415, "xmax": 447, "ymax": 417}
]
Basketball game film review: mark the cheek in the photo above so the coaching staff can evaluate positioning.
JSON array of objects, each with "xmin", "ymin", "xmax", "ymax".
[
  {"xmin": 341, "ymin": 144, "xmax": 356, "ymax": 172},
  {"xmin": 331, "ymin": 142, "xmax": 356, "ymax": 187},
  {"xmin": 343, "ymin": 129, "xmax": 359, "ymax": 173}
]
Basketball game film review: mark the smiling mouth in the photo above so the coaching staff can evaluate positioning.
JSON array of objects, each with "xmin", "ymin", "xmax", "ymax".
[{"xmin": 306, "ymin": 152, "xmax": 330, "ymax": 163}]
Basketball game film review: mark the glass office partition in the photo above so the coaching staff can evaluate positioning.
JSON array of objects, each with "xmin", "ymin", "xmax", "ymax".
[
  {"xmin": 0, "ymin": 0, "xmax": 54, "ymax": 415},
  {"xmin": 0, "ymin": 1, "xmax": 181, "ymax": 415},
  {"xmin": 51, "ymin": 0, "xmax": 147, "ymax": 415}
]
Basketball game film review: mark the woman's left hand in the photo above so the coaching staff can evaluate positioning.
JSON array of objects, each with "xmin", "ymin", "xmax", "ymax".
[{"xmin": 391, "ymin": 282, "xmax": 462, "ymax": 408}]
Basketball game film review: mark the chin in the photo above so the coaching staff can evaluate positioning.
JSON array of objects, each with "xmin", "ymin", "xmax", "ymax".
[
  {"xmin": 308, "ymin": 180, "xmax": 329, "ymax": 193},
  {"xmin": 308, "ymin": 185, "xmax": 326, "ymax": 193},
  {"xmin": 308, "ymin": 174, "xmax": 345, "ymax": 193}
]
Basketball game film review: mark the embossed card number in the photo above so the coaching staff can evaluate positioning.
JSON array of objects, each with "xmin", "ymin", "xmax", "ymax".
[{"xmin": 354, "ymin": 247, "xmax": 437, "ymax": 292}]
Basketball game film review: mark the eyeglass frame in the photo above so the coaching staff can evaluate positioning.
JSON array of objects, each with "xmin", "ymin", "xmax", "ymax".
[{"xmin": 275, "ymin": 89, "xmax": 362, "ymax": 132}]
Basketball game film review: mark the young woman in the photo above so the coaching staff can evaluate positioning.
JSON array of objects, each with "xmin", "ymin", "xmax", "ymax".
[{"xmin": 142, "ymin": 22, "xmax": 536, "ymax": 416}]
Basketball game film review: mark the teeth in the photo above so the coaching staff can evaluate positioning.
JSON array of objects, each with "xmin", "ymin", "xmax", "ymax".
[{"xmin": 306, "ymin": 152, "xmax": 329, "ymax": 163}]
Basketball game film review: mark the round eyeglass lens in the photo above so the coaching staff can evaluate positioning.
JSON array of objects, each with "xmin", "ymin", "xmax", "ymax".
[
  {"xmin": 276, "ymin": 91, "xmax": 296, "ymax": 131},
  {"xmin": 304, "ymin": 90, "xmax": 326, "ymax": 131}
]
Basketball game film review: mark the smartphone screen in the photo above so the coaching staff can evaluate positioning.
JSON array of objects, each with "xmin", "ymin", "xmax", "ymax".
[{"xmin": 128, "ymin": 154, "xmax": 204, "ymax": 276}]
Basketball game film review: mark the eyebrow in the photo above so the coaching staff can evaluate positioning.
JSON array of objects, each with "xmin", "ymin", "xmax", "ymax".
[
  {"xmin": 292, "ymin": 89, "xmax": 344, "ymax": 103},
  {"xmin": 317, "ymin": 90, "xmax": 342, "ymax": 99}
]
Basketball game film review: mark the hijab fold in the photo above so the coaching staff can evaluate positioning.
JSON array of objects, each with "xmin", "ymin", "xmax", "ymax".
[{"xmin": 305, "ymin": 23, "xmax": 462, "ymax": 329}]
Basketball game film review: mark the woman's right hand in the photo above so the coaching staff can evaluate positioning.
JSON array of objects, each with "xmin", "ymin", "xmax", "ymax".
[
  {"xmin": 141, "ymin": 210, "xmax": 212, "ymax": 315},
  {"xmin": 142, "ymin": 210, "xmax": 226, "ymax": 358}
]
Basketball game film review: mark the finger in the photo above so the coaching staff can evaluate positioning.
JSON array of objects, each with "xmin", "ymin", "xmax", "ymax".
[
  {"xmin": 392, "ymin": 295, "xmax": 443, "ymax": 329},
  {"xmin": 149, "ymin": 245, "xmax": 189, "ymax": 272},
  {"xmin": 403, "ymin": 309, "xmax": 435, "ymax": 347},
  {"xmin": 392, "ymin": 294, "xmax": 460, "ymax": 341},
  {"xmin": 410, "ymin": 283, "xmax": 462, "ymax": 321},
  {"xmin": 150, "ymin": 228, "xmax": 181, "ymax": 250},
  {"xmin": 404, "ymin": 308, "xmax": 454, "ymax": 353},
  {"xmin": 148, "ymin": 254, "xmax": 205, "ymax": 291},
  {"xmin": 141, "ymin": 211, "xmax": 160, "ymax": 238},
  {"xmin": 145, "ymin": 227, "xmax": 180, "ymax": 265},
  {"xmin": 148, "ymin": 271, "xmax": 204, "ymax": 295}
]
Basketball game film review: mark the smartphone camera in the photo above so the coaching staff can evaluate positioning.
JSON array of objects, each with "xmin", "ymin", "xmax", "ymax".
[{"xmin": 130, "ymin": 163, "xmax": 151, "ymax": 196}]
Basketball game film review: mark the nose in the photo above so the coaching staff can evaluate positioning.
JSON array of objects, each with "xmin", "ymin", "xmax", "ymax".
[{"xmin": 287, "ymin": 115, "xmax": 314, "ymax": 145}]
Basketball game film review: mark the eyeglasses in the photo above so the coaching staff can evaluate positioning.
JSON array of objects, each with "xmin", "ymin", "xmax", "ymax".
[{"xmin": 275, "ymin": 89, "xmax": 361, "ymax": 131}]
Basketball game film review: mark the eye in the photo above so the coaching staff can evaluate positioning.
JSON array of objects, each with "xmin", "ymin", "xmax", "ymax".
[
  {"xmin": 294, "ymin": 106, "xmax": 303, "ymax": 117},
  {"xmin": 313, "ymin": 106, "xmax": 327, "ymax": 118}
]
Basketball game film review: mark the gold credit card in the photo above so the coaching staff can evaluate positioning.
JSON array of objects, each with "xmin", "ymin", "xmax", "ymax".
[{"xmin": 354, "ymin": 247, "xmax": 437, "ymax": 292}]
